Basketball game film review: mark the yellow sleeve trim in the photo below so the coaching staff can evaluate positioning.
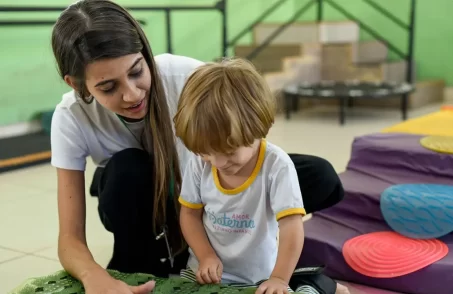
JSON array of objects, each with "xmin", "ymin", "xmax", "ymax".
[
  {"xmin": 178, "ymin": 196, "xmax": 204, "ymax": 209},
  {"xmin": 276, "ymin": 208, "xmax": 306, "ymax": 221}
]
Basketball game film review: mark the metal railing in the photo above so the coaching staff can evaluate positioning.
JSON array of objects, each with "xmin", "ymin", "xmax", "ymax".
[
  {"xmin": 0, "ymin": 0, "xmax": 418, "ymax": 121},
  {"xmin": 0, "ymin": 0, "xmax": 417, "ymax": 89},
  {"xmin": 245, "ymin": 0, "xmax": 317, "ymax": 60},
  {"xmin": 241, "ymin": 0, "xmax": 415, "ymax": 77},
  {"xmin": 0, "ymin": 19, "xmax": 148, "ymax": 26},
  {"xmin": 0, "ymin": 1, "xmax": 228, "ymax": 56},
  {"xmin": 0, "ymin": 1, "xmax": 416, "ymax": 73},
  {"xmin": 320, "ymin": 0, "xmax": 416, "ymax": 85},
  {"xmin": 229, "ymin": 0, "xmax": 416, "ymax": 120},
  {"xmin": 319, "ymin": 0, "xmax": 416, "ymax": 119},
  {"xmin": 227, "ymin": 0, "xmax": 290, "ymax": 48}
]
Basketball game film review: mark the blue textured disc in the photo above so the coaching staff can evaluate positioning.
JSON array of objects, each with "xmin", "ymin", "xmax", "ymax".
[{"xmin": 380, "ymin": 184, "xmax": 453, "ymax": 239}]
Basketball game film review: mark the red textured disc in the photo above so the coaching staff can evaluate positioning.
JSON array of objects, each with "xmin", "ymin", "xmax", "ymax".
[{"xmin": 342, "ymin": 231, "xmax": 449, "ymax": 278}]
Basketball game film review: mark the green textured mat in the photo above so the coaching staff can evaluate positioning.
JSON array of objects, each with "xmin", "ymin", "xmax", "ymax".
[{"xmin": 9, "ymin": 269, "xmax": 307, "ymax": 294}]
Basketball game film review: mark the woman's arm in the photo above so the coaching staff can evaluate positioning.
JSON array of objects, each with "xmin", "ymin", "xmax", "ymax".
[
  {"xmin": 179, "ymin": 206, "xmax": 217, "ymax": 261},
  {"xmin": 56, "ymin": 168, "xmax": 105, "ymax": 282},
  {"xmin": 271, "ymin": 215, "xmax": 304, "ymax": 283}
]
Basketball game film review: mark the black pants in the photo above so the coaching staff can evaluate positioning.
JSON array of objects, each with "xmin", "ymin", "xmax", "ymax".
[{"xmin": 92, "ymin": 148, "xmax": 343, "ymax": 278}]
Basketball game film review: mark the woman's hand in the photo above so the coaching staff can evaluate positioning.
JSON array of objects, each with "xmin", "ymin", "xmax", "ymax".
[
  {"xmin": 255, "ymin": 277, "xmax": 289, "ymax": 294},
  {"xmin": 82, "ymin": 268, "xmax": 155, "ymax": 294},
  {"xmin": 196, "ymin": 255, "xmax": 223, "ymax": 284}
]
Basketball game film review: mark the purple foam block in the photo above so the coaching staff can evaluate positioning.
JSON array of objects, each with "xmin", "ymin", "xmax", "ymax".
[
  {"xmin": 299, "ymin": 214, "xmax": 453, "ymax": 294},
  {"xmin": 299, "ymin": 133, "xmax": 453, "ymax": 294},
  {"xmin": 329, "ymin": 133, "xmax": 453, "ymax": 223},
  {"xmin": 347, "ymin": 133, "xmax": 453, "ymax": 180}
]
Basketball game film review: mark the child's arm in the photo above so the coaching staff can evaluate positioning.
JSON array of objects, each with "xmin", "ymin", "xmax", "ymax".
[
  {"xmin": 271, "ymin": 214, "xmax": 304, "ymax": 283},
  {"xmin": 179, "ymin": 206, "xmax": 218, "ymax": 263},
  {"xmin": 178, "ymin": 155, "xmax": 222, "ymax": 284},
  {"xmin": 268, "ymin": 161, "xmax": 306, "ymax": 283}
]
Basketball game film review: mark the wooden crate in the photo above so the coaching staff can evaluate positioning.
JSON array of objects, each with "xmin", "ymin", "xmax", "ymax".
[
  {"xmin": 253, "ymin": 22, "xmax": 319, "ymax": 45},
  {"xmin": 319, "ymin": 21, "xmax": 359, "ymax": 44},
  {"xmin": 253, "ymin": 21, "xmax": 360, "ymax": 46},
  {"xmin": 320, "ymin": 44, "xmax": 383, "ymax": 81},
  {"xmin": 234, "ymin": 44, "xmax": 303, "ymax": 73},
  {"xmin": 352, "ymin": 40, "xmax": 388, "ymax": 64}
]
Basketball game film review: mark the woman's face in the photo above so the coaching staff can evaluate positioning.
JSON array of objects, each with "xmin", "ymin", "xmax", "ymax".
[{"xmin": 83, "ymin": 52, "xmax": 151, "ymax": 120}]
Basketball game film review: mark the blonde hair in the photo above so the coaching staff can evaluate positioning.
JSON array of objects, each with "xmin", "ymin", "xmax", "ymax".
[{"xmin": 174, "ymin": 58, "xmax": 276, "ymax": 155}]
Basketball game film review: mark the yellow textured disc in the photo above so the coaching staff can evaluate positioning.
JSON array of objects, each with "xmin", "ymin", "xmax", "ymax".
[{"xmin": 420, "ymin": 136, "xmax": 453, "ymax": 154}]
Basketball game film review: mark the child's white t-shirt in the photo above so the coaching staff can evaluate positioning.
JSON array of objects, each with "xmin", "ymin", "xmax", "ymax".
[
  {"xmin": 50, "ymin": 53, "xmax": 204, "ymax": 173},
  {"xmin": 179, "ymin": 139, "xmax": 306, "ymax": 284}
]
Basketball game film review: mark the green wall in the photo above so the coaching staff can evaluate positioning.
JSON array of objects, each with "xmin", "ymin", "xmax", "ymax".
[
  {"xmin": 0, "ymin": 0, "xmax": 451, "ymax": 126},
  {"xmin": 0, "ymin": 0, "xmax": 293, "ymax": 126},
  {"xmin": 295, "ymin": 0, "xmax": 453, "ymax": 85}
]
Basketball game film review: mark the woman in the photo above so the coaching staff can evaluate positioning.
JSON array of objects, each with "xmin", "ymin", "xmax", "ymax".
[{"xmin": 50, "ymin": 1, "xmax": 343, "ymax": 293}]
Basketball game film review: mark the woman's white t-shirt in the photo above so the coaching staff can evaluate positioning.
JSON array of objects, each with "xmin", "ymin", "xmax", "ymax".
[{"xmin": 50, "ymin": 53, "xmax": 204, "ymax": 173}]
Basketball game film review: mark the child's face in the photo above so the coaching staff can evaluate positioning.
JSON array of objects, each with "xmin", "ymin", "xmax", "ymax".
[{"xmin": 201, "ymin": 140, "xmax": 260, "ymax": 176}]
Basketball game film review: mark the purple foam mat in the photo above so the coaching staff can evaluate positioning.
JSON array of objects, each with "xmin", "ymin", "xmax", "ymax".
[
  {"xmin": 347, "ymin": 133, "xmax": 453, "ymax": 179},
  {"xmin": 335, "ymin": 168, "xmax": 453, "ymax": 222},
  {"xmin": 338, "ymin": 134, "xmax": 453, "ymax": 221},
  {"xmin": 299, "ymin": 214, "xmax": 453, "ymax": 294},
  {"xmin": 331, "ymin": 132, "xmax": 453, "ymax": 231},
  {"xmin": 335, "ymin": 170, "xmax": 392, "ymax": 222},
  {"xmin": 298, "ymin": 132, "xmax": 453, "ymax": 294}
]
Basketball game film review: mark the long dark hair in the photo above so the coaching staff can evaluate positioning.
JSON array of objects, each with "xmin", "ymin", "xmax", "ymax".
[{"xmin": 51, "ymin": 0, "xmax": 185, "ymax": 255}]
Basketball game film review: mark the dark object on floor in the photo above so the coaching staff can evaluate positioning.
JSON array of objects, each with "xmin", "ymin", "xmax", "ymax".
[
  {"xmin": 41, "ymin": 110, "xmax": 54, "ymax": 136},
  {"xmin": 283, "ymin": 80, "xmax": 415, "ymax": 125},
  {"xmin": 89, "ymin": 166, "xmax": 104, "ymax": 197},
  {"xmin": 0, "ymin": 132, "xmax": 51, "ymax": 173},
  {"xmin": 289, "ymin": 266, "xmax": 336, "ymax": 294}
]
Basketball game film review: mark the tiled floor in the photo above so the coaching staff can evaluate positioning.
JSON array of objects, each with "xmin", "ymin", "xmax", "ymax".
[{"xmin": 0, "ymin": 104, "xmax": 442, "ymax": 293}]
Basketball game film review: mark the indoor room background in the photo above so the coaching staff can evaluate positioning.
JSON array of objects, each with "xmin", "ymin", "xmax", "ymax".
[
  {"xmin": 0, "ymin": 0, "xmax": 452, "ymax": 128},
  {"xmin": 1, "ymin": 1, "xmax": 453, "ymax": 294}
]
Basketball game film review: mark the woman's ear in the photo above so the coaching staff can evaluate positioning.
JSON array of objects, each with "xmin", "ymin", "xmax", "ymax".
[
  {"xmin": 64, "ymin": 75, "xmax": 92, "ymax": 102},
  {"xmin": 64, "ymin": 75, "xmax": 78, "ymax": 90}
]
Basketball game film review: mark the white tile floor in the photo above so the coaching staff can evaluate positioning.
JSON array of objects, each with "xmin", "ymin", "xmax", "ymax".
[{"xmin": 0, "ymin": 104, "xmax": 442, "ymax": 293}]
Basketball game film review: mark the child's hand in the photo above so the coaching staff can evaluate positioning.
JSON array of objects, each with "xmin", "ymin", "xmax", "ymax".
[
  {"xmin": 255, "ymin": 277, "xmax": 289, "ymax": 294},
  {"xmin": 196, "ymin": 255, "xmax": 223, "ymax": 284},
  {"xmin": 335, "ymin": 283, "xmax": 351, "ymax": 294}
]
